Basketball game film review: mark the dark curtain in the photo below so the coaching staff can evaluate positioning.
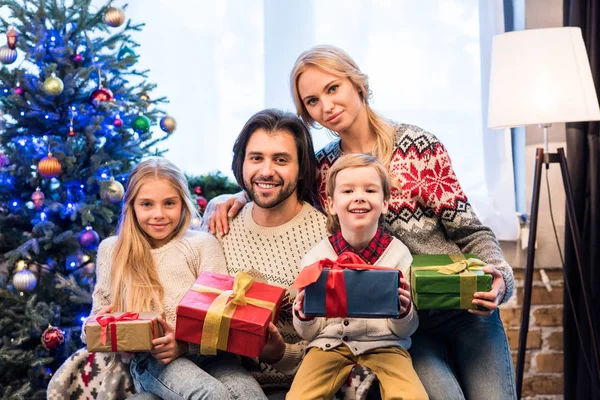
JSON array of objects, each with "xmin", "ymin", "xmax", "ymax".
[{"xmin": 563, "ymin": 0, "xmax": 600, "ymax": 398}]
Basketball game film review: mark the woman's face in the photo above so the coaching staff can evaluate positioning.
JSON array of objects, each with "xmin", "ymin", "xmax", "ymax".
[{"xmin": 297, "ymin": 66, "xmax": 366, "ymax": 134}]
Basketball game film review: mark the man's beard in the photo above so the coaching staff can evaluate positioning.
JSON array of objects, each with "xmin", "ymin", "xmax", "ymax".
[{"xmin": 246, "ymin": 178, "xmax": 298, "ymax": 209}]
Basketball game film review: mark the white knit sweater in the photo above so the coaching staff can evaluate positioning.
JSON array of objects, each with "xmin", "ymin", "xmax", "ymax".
[
  {"xmin": 83, "ymin": 229, "xmax": 227, "ymax": 342},
  {"xmin": 293, "ymin": 237, "xmax": 418, "ymax": 355},
  {"xmin": 219, "ymin": 202, "xmax": 328, "ymax": 387}
]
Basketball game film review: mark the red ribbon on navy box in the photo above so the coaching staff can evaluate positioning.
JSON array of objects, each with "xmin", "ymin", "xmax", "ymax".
[{"xmin": 292, "ymin": 252, "xmax": 401, "ymax": 317}]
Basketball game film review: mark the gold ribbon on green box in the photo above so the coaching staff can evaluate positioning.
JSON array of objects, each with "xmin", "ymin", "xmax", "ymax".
[
  {"xmin": 412, "ymin": 254, "xmax": 486, "ymax": 309},
  {"xmin": 191, "ymin": 271, "xmax": 277, "ymax": 355}
]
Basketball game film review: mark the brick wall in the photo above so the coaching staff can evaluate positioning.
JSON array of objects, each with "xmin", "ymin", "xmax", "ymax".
[{"xmin": 499, "ymin": 268, "xmax": 564, "ymax": 399}]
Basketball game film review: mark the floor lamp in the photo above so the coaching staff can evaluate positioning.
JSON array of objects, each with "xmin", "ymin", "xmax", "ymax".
[{"xmin": 487, "ymin": 27, "xmax": 600, "ymax": 398}]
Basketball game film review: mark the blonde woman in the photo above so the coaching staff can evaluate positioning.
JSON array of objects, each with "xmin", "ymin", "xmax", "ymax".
[
  {"xmin": 208, "ymin": 46, "xmax": 516, "ymax": 400},
  {"xmin": 85, "ymin": 158, "xmax": 267, "ymax": 400}
]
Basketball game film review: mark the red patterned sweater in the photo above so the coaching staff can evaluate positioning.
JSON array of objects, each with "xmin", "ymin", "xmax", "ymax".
[{"xmin": 315, "ymin": 123, "xmax": 514, "ymax": 313}]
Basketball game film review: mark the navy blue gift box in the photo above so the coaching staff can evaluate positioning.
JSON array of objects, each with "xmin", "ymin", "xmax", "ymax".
[{"xmin": 303, "ymin": 268, "xmax": 400, "ymax": 318}]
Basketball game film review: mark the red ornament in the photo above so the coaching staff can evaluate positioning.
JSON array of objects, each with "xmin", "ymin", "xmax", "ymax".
[
  {"xmin": 73, "ymin": 53, "xmax": 83, "ymax": 64},
  {"xmin": 89, "ymin": 87, "xmax": 114, "ymax": 106},
  {"xmin": 41, "ymin": 325, "xmax": 65, "ymax": 351},
  {"xmin": 113, "ymin": 117, "xmax": 123, "ymax": 128},
  {"xmin": 7, "ymin": 27, "xmax": 18, "ymax": 50},
  {"xmin": 68, "ymin": 126, "xmax": 76, "ymax": 136},
  {"xmin": 196, "ymin": 195, "xmax": 208, "ymax": 211},
  {"xmin": 194, "ymin": 186, "xmax": 202, "ymax": 195}
]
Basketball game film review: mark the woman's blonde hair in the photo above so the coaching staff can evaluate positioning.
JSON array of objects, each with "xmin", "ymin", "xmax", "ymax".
[
  {"xmin": 110, "ymin": 157, "xmax": 198, "ymax": 312},
  {"xmin": 290, "ymin": 45, "xmax": 396, "ymax": 166},
  {"xmin": 325, "ymin": 153, "xmax": 391, "ymax": 234}
]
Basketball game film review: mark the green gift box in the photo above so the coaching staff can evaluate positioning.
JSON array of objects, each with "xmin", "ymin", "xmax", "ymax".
[{"xmin": 411, "ymin": 254, "xmax": 492, "ymax": 310}]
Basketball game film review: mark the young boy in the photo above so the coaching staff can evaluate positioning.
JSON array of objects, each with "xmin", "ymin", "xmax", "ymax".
[{"xmin": 289, "ymin": 153, "xmax": 428, "ymax": 400}]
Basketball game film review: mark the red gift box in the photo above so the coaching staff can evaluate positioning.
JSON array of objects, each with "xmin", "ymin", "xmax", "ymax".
[{"xmin": 175, "ymin": 271, "xmax": 285, "ymax": 358}]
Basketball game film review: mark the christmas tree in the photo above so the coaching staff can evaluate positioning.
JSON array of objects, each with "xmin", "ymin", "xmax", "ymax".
[{"xmin": 0, "ymin": 1, "xmax": 177, "ymax": 397}]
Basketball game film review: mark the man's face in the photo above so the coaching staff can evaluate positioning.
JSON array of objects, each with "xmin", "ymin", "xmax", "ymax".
[{"xmin": 242, "ymin": 128, "xmax": 300, "ymax": 209}]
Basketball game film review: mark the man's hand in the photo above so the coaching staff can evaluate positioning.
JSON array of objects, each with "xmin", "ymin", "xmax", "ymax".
[
  {"xmin": 259, "ymin": 322, "xmax": 285, "ymax": 364},
  {"xmin": 151, "ymin": 317, "xmax": 187, "ymax": 365},
  {"xmin": 206, "ymin": 192, "xmax": 248, "ymax": 236},
  {"xmin": 470, "ymin": 266, "xmax": 506, "ymax": 316}
]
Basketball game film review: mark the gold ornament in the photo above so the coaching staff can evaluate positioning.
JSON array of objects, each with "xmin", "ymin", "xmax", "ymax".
[
  {"xmin": 0, "ymin": 45, "xmax": 17, "ymax": 64},
  {"xmin": 38, "ymin": 152, "xmax": 62, "ymax": 179},
  {"xmin": 104, "ymin": 7, "xmax": 125, "ymax": 27},
  {"xmin": 43, "ymin": 73, "xmax": 64, "ymax": 96},
  {"xmin": 15, "ymin": 260, "xmax": 27, "ymax": 271},
  {"xmin": 160, "ymin": 116, "xmax": 177, "ymax": 134},
  {"xmin": 31, "ymin": 187, "xmax": 45, "ymax": 210},
  {"xmin": 101, "ymin": 177, "xmax": 125, "ymax": 203}
]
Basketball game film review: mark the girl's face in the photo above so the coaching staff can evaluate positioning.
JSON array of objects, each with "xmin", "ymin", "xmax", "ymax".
[
  {"xmin": 133, "ymin": 177, "xmax": 183, "ymax": 249},
  {"xmin": 327, "ymin": 166, "xmax": 388, "ymax": 234},
  {"xmin": 297, "ymin": 66, "xmax": 365, "ymax": 134}
]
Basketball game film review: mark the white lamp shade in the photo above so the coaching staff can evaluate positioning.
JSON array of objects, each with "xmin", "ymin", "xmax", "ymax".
[{"xmin": 488, "ymin": 27, "xmax": 600, "ymax": 129}]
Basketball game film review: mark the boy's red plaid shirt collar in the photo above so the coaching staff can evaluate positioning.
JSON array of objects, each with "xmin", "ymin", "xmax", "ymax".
[{"xmin": 328, "ymin": 227, "xmax": 393, "ymax": 265}]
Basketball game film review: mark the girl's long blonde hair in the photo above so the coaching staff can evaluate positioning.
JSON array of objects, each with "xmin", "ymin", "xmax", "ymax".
[
  {"xmin": 290, "ymin": 45, "xmax": 396, "ymax": 166},
  {"xmin": 325, "ymin": 153, "xmax": 391, "ymax": 234},
  {"xmin": 110, "ymin": 158, "xmax": 197, "ymax": 312}
]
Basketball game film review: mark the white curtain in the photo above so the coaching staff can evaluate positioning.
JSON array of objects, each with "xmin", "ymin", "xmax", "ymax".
[{"xmin": 126, "ymin": 0, "xmax": 519, "ymax": 240}]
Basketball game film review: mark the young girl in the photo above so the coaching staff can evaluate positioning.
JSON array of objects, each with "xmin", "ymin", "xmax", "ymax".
[
  {"xmin": 84, "ymin": 158, "xmax": 267, "ymax": 400},
  {"xmin": 208, "ymin": 45, "xmax": 516, "ymax": 400},
  {"xmin": 289, "ymin": 154, "xmax": 428, "ymax": 400}
]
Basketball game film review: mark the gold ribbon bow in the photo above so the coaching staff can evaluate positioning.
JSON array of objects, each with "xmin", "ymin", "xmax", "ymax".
[
  {"xmin": 191, "ymin": 271, "xmax": 277, "ymax": 355},
  {"xmin": 412, "ymin": 255, "xmax": 486, "ymax": 309}
]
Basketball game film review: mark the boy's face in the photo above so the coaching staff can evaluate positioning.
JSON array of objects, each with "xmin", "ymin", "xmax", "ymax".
[{"xmin": 327, "ymin": 166, "xmax": 388, "ymax": 234}]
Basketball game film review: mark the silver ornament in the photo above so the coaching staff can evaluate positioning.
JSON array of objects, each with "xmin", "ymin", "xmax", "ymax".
[
  {"xmin": 160, "ymin": 116, "xmax": 177, "ymax": 134},
  {"xmin": 101, "ymin": 178, "xmax": 125, "ymax": 203},
  {"xmin": 0, "ymin": 45, "xmax": 17, "ymax": 64},
  {"xmin": 104, "ymin": 7, "xmax": 126, "ymax": 27},
  {"xmin": 13, "ymin": 269, "xmax": 37, "ymax": 292}
]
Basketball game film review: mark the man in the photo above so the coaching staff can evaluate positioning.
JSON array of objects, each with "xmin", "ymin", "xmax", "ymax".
[{"xmin": 213, "ymin": 109, "xmax": 328, "ymax": 393}]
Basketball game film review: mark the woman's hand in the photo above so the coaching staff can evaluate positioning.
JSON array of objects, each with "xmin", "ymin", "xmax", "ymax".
[
  {"xmin": 206, "ymin": 192, "xmax": 248, "ymax": 236},
  {"xmin": 151, "ymin": 317, "xmax": 187, "ymax": 365},
  {"xmin": 398, "ymin": 277, "xmax": 412, "ymax": 317},
  {"xmin": 469, "ymin": 265, "xmax": 506, "ymax": 316}
]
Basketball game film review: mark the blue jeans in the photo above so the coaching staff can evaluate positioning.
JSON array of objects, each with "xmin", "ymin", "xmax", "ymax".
[
  {"xmin": 409, "ymin": 309, "xmax": 516, "ymax": 400},
  {"xmin": 130, "ymin": 352, "xmax": 267, "ymax": 400}
]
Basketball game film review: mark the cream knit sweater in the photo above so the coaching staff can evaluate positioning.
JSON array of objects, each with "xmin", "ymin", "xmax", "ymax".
[
  {"xmin": 219, "ymin": 202, "xmax": 328, "ymax": 388},
  {"xmin": 84, "ymin": 229, "xmax": 227, "ymax": 342}
]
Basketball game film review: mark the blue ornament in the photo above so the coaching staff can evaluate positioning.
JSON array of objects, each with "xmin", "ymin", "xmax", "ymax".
[
  {"xmin": 118, "ymin": 47, "xmax": 137, "ymax": 67},
  {"xmin": 78, "ymin": 226, "xmax": 100, "ymax": 251}
]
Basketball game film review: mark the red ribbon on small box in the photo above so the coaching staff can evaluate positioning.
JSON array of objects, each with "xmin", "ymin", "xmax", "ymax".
[
  {"xmin": 95, "ymin": 312, "xmax": 156, "ymax": 352},
  {"xmin": 291, "ymin": 252, "xmax": 401, "ymax": 317}
]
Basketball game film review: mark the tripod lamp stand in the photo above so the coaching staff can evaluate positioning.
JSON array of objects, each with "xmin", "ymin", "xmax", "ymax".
[{"xmin": 487, "ymin": 27, "xmax": 600, "ymax": 398}]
